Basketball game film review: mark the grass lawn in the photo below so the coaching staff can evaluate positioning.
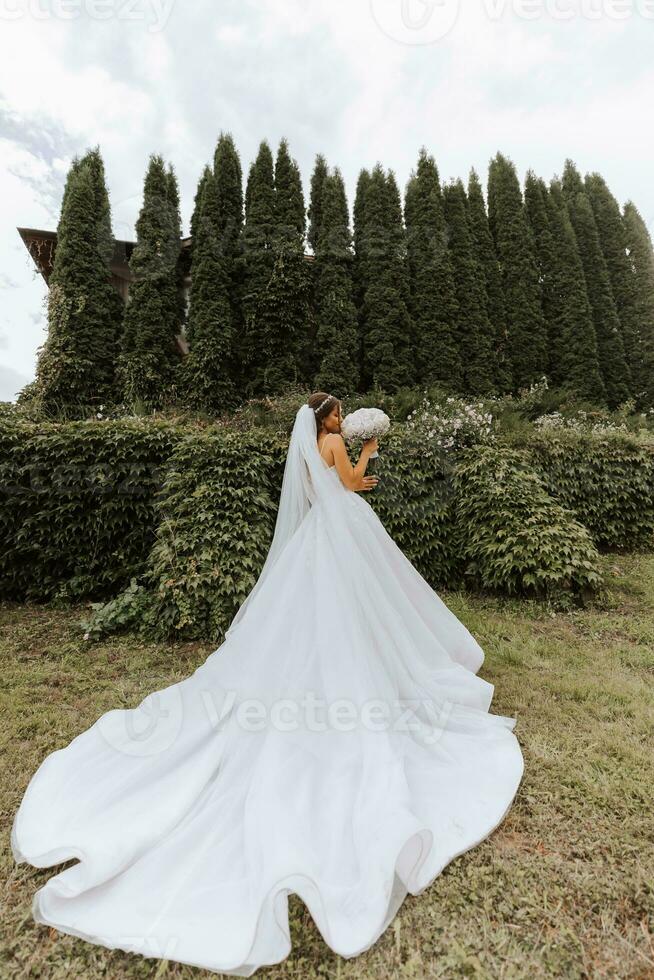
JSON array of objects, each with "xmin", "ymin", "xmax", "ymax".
[{"xmin": 1, "ymin": 553, "xmax": 653, "ymax": 979}]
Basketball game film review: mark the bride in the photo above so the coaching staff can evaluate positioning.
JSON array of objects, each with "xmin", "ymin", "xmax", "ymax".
[{"xmin": 12, "ymin": 391, "xmax": 524, "ymax": 976}]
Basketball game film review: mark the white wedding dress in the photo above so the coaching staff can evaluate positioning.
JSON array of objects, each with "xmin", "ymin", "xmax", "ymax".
[{"xmin": 12, "ymin": 404, "xmax": 524, "ymax": 976}]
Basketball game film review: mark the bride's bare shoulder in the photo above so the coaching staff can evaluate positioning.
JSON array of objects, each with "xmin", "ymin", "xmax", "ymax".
[{"xmin": 327, "ymin": 433, "xmax": 347, "ymax": 454}]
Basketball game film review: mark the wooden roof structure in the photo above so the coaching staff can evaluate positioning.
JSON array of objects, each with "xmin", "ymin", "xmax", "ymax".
[
  {"xmin": 18, "ymin": 226, "xmax": 193, "ymax": 298},
  {"xmin": 18, "ymin": 227, "xmax": 193, "ymax": 354}
]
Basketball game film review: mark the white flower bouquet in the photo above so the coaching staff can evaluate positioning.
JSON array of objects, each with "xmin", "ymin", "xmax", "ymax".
[{"xmin": 340, "ymin": 408, "xmax": 390, "ymax": 459}]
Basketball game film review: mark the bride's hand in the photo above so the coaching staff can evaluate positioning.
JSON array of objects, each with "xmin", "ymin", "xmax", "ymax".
[
  {"xmin": 363, "ymin": 436, "xmax": 379, "ymax": 455},
  {"xmin": 356, "ymin": 475, "xmax": 379, "ymax": 492}
]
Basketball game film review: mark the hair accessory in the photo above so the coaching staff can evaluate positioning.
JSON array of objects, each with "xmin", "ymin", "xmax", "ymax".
[{"xmin": 313, "ymin": 396, "xmax": 333, "ymax": 415}]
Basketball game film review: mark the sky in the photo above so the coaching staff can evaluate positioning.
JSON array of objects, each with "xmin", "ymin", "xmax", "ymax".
[{"xmin": 1, "ymin": 0, "xmax": 653, "ymax": 401}]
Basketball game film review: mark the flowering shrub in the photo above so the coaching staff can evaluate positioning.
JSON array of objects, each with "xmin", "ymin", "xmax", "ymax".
[
  {"xmin": 482, "ymin": 376, "xmax": 552, "ymax": 416},
  {"xmin": 405, "ymin": 395, "xmax": 495, "ymax": 452},
  {"xmin": 533, "ymin": 411, "xmax": 630, "ymax": 435},
  {"xmin": 518, "ymin": 375, "xmax": 550, "ymax": 402}
]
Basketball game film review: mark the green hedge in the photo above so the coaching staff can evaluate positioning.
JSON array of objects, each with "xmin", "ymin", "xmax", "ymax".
[
  {"xmin": 84, "ymin": 430, "xmax": 283, "ymax": 641},
  {"xmin": 453, "ymin": 446, "xmax": 602, "ymax": 599},
  {"xmin": 10, "ymin": 416, "xmax": 654, "ymax": 640},
  {"xmin": 367, "ymin": 429, "xmax": 460, "ymax": 587},
  {"xmin": 523, "ymin": 430, "xmax": 654, "ymax": 551},
  {"xmin": 0, "ymin": 418, "xmax": 180, "ymax": 601}
]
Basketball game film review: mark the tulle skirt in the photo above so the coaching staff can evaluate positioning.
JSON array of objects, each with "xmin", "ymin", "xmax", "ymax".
[{"xmin": 12, "ymin": 473, "xmax": 524, "ymax": 975}]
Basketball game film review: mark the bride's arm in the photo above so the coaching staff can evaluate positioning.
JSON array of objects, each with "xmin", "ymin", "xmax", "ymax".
[{"xmin": 328, "ymin": 434, "xmax": 379, "ymax": 492}]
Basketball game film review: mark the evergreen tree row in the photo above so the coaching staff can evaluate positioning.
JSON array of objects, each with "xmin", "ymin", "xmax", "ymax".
[{"xmin": 28, "ymin": 138, "xmax": 654, "ymax": 415}]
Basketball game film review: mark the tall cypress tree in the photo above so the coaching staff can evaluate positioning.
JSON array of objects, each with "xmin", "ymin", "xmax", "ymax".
[
  {"xmin": 212, "ymin": 133, "xmax": 244, "ymax": 293},
  {"xmin": 313, "ymin": 169, "xmax": 360, "ymax": 394},
  {"xmin": 212, "ymin": 132, "xmax": 245, "ymax": 390},
  {"xmin": 240, "ymin": 141, "xmax": 277, "ymax": 395},
  {"xmin": 487, "ymin": 152, "xmax": 548, "ymax": 390},
  {"xmin": 307, "ymin": 153, "xmax": 329, "ymax": 254},
  {"xmin": 33, "ymin": 150, "xmax": 121, "ymax": 413},
  {"xmin": 86, "ymin": 146, "xmax": 125, "ymax": 359},
  {"xmin": 274, "ymin": 137, "xmax": 305, "ymax": 243},
  {"xmin": 404, "ymin": 148, "xmax": 461, "ymax": 389},
  {"xmin": 188, "ymin": 166, "xmax": 211, "ymax": 337},
  {"xmin": 275, "ymin": 138, "xmax": 313, "ymax": 386},
  {"xmin": 352, "ymin": 168, "xmax": 372, "ymax": 381},
  {"xmin": 86, "ymin": 147, "xmax": 116, "ymax": 269},
  {"xmin": 74, "ymin": 146, "xmax": 122, "ymax": 389},
  {"xmin": 442, "ymin": 179, "xmax": 496, "ymax": 394},
  {"xmin": 187, "ymin": 167, "xmax": 211, "ymax": 348},
  {"xmin": 190, "ymin": 166, "xmax": 211, "ymax": 249},
  {"xmin": 585, "ymin": 172, "xmax": 642, "ymax": 396},
  {"xmin": 242, "ymin": 138, "xmax": 311, "ymax": 395},
  {"xmin": 561, "ymin": 160, "xmax": 631, "ymax": 407},
  {"xmin": 117, "ymin": 153, "xmax": 182, "ymax": 408},
  {"xmin": 526, "ymin": 173, "xmax": 605, "ymax": 402},
  {"xmin": 179, "ymin": 168, "xmax": 237, "ymax": 411},
  {"xmin": 467, "ymin": 168, "xmax": 511, "ymax": 391},
  {"xmin": 58, "ymin": 154, "xmax": 83, "ymax": 217},
  {"xmin": 165, "ymin": 164, "xmax": 187, "ymax": 352},
  {"xmin": 183, "ymin": 136, "xmax": 244, "ymax": 409},
  {"xmin": 623, "ymin": 201, "xmax": 654, "ymax": 407},
  {"xmin": 547, "ymin": 180, "xmax": 606, "ymax": 403},
  {"xmin": 353, "ymin": 169, "xmax": 372, "ymax": 286},
  {"xmin": 246, "ymin": 248, "xmax": 310, "ymax": 394},
  {"xmin": 357, "ymin": 164, "xmax": 415, "ymax": 393},
  {"xmin": 213, "ymin": 133, "xmax": 245, "ymax": 258}
]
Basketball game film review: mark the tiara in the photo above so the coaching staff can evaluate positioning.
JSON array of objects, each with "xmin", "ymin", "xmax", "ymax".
[{"xmin": 313, "ymin": 396, "xmax": 333, "ymax": 415}]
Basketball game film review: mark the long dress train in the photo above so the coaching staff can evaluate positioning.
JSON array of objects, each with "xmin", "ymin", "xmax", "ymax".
[{"xmin": 12, "ymin": 407, "xmax": 524, "ymax": 976}]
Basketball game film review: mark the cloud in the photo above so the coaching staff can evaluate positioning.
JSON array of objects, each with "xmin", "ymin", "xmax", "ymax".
[
  {"xmin": 0, "ymin": 271, "xmax": 20, "ymax": 290},
  {"xmin": 0, "ymin": 363, "xmax": 30, "ymax": 402}
]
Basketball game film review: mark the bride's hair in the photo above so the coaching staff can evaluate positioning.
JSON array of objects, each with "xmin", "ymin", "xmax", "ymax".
[{"xmin": 307, "ymin": 392, "xmax": 340, "ymax": 429}]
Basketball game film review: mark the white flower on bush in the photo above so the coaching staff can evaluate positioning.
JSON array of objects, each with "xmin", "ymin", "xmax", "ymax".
[
  {"xmin": 340, "ymin": 408, "xmax": 390, "ymax": 458},
  {"xmin": 534, "ymin": 411, "xmax": 629, "ymax": 434},
  {"xmin": 406, "ymin": 395, "xmax": 495, "ymax": 452},
  {"xmin": 534, "ymin": 412, "xmax": 565, "ymax": 430},
  {"xmin": 518, "ymin": 376, "xmax": 549, "ymax": 400}
]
